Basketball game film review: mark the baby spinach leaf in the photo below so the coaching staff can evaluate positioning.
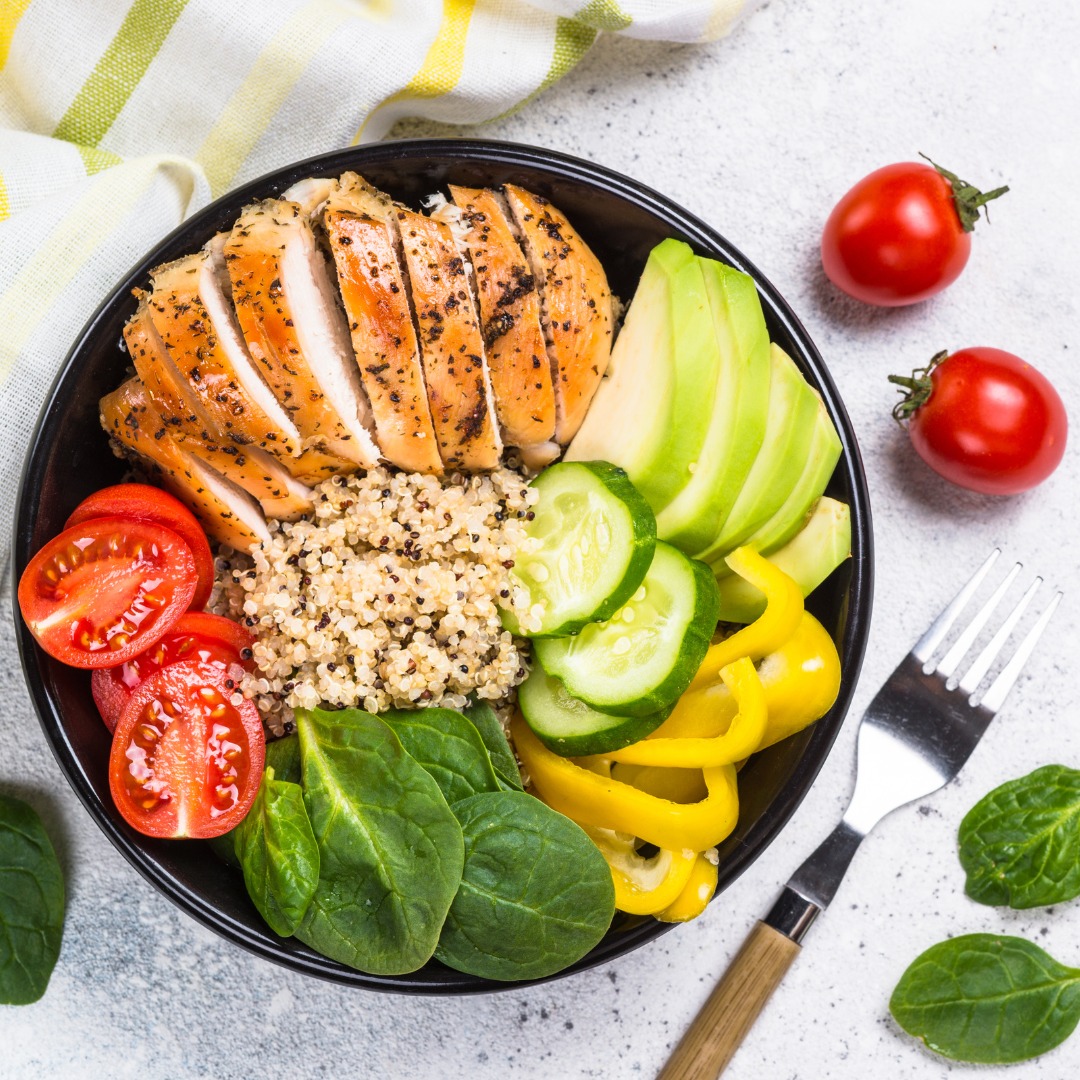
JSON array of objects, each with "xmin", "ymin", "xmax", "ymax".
[
  {"xmin": 959, "ymin": 765, "xmax": 1080, "ymax": 909},
  {"xmin": 435, "ymin": 790, "xmax": 614, "ymax": 981},
  {"xmin": 294, "ymin": 707, "xmax": 463, "ymax": 975},
  {"xmin": 233, "ymin": 767, "xmax": 319, "ymax": 937},
  {"xmin": 890, "ymin": 934, "xmax": 1080, "ymax": 1064},
  {"xmin": 265, "ymin": 734, "xmax": 302, "ymax": 785},
  {"xmin": 463, "ymin": 702, "xmax": 523, "ymax": 791},
  {"xmin": 381, "ymin": 708, "xmax": 502, "ymax": 805},
  {"xmin": 0, "ymin": 794, "xmax": 65, "ymax": 1005}
]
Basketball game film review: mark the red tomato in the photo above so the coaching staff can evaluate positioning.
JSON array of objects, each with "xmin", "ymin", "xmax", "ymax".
[
  {"xmin": 109, "ymin": 661, "xmax": 265, "ymax": 839},
  {"xmin": 890, "ymin": 348, "xmax": 1068, "ymax": 495},
  {"xmin": 66, "ymin": 484, "xmax": 214, "ymax": 610},
  {"xmin": 92, "ymin": 612, "xmax": 255, "ymax": 732},
  {"xmin": 18, "ymin": 517, "xmax": 197, "ymax": 668},
  {"xmin": 822, "ymin": 159, "xmax": 1008, "ymax": 306}
]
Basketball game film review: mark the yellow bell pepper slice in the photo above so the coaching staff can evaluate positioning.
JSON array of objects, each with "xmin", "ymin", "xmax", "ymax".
[
  {"xmin": 609, "ymin": 763, "xmax": 708, "ymax": 804},
  {"xmin": 688, "ymin": 547, "xmax": 803, "ymax": 693},
  {"xmin": 656, "ymin": 851, "xmax": 720, "ymax": 923},
  {"xmin": 511, "ymin": 715, "xmax": 739, "ymax": 852},
  {"xmin": 596, "ymin": 657, "xmax": 767, "ymax": 769},
  {"xmin": 655, "ymin": 610, "xmax": 841, "ymax": 749},
  {"xmin": 583, "ymin": 827, "xmax": 698, "ymax": 915}
]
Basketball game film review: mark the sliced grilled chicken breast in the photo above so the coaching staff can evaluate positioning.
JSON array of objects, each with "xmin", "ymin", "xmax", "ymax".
[
  {"xmin": 100, "ymin": 378, "xmax": 270, "ymax": 550},
  {"xmin": 503, "ymin": 185, "xmax": 614, "ymax": 444},
  {"xmin": 125, "ymin": 295, "xmax": 314, "ymax": 520},
  {"xmin": 224, "ymin": 199, "xmax": 380, "ymax": 470},
  {"xmin": 396, "ymin": 207, "xmax": 502, "ymax": 471},
  {"xmin": 323, "ymin": 174, "xmax": 442, "ymax": 475},
  {"xmin": 202, "ymin": 234, "xmax": 345, "ymax": 484},
  {"xmin": 448, "ymin": 185, "xmax": 558, "ymax": 466}
]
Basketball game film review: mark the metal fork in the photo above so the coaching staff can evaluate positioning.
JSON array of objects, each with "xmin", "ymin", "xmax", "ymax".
[{"xmin": 658, "ymin": 549, "xmax": 1062, "ymax": 1080}]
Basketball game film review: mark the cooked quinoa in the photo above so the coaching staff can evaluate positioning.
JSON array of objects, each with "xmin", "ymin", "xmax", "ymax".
[{"xmin": 213, "ymin": 464, "xmax": 541, "ymax": 733}]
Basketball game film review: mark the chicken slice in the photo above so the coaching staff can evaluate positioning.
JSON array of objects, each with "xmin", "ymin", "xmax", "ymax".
[
  {"xmin": 395, "ymin": 207, "xmax": 502, "ymax": 471},
  {"xmin": 503, "ymin": 185, "xmax": 614, "ymax": 444},
  {"xmin": 100, "ymin": 378, "xmax": 270, "ymax": 550},
  {"xmin": 146, "ymin": 247, "xmax": 303, "ymax": 462},
  {"xmin": 224, "ymin": 199, "xmax": 381, "ymax": 469},
  {"xmin": 323, "ymin": 174, "xmax": 442, "ymax": 475},
  {"xmin": 449, "ymin": 185, "xmax": 558, "ymax": 467},
  {"xmin": 125, "ymin": 295, "xmax": 314, "ymax": 521}
]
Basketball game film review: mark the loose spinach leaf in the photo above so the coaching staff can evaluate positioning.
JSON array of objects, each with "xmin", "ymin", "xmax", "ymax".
[
  {"xmin": 463, "ymin": 702, "xmax": 523, "ymax": 791},
  {"xmin": 435, "ymin": 790, "xmax": 614, "ymax": 981},
  {"xmin": 959, "ymin": 765, "xmax": 1080, "ymax": 909},
  {"xmin": 890, "ymin": 934, "xmax": 1080, "ymax": 1064},
  {"xmin": 0, "ymin": 794, "xmax": 65, "ymax": 1005},
  {"xmin": 233, "ymin": 767, "xmax": 320, "ymax": 937},
  {"xmin": 294, "ymin": 707, "xmax": 464, "ymax": 975},
  {"xmin": 265, "ymin": 734, "xmax": 302, "ymax": 785},
  {"xmin": 381, "ymin": 708, "xmax": 503, "ymax": 805}
]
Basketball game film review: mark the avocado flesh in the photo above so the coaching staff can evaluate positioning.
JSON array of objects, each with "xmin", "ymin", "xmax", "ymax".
[
  {"xmin": 627, "ymin": 243, "xmax": 723, "ymax": 511},
  {"xmin": 714, "ymin": 497, "xmax": 851, "ymax": 623},
  {"xmin": 695, "ymin": 343, "xmax": 820, "ymax": 563},
  {"xmin": 565, "ymin": 240, "xmax": 685, "ymax": 481},
  {"xmin": 712, "ymin": 395, "xmax": 842, "ymax": 572},
  {"xmin": 654, "ymin": 259, "xmax": 771, "ymax": 553}
]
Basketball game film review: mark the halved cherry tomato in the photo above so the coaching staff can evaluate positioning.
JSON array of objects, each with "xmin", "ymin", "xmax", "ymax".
[
  {"xmin": 66, "ymin": 484, "xmax": 214, "ymax": 610},
  {"xmin": 92, "ymin": 612, "xmax": 255, "ymax": 732},
  {"xmin": 18, "ymin": 517, "xmax": 196, "ymax": 668},
  {"xmin": 109, "ymin": 661, "xmax": 265, "ymax": 839}
]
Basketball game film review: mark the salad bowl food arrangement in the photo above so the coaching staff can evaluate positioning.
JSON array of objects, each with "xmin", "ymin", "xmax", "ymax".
[{"xmin": 14, "ymin": 140, "xmax": 871, "ymax": 992}]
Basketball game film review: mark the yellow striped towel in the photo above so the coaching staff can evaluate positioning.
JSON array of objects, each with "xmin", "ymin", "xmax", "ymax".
[{"xmin": 0, "ymin": 0, "xmax": 756, "ymax": 563}]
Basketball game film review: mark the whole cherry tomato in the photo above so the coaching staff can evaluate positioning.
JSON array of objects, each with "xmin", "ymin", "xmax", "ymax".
[
  {"xmin": 822, "ymin": 157, "xmax": 1008, "ymax": 306},
  {"xmin": 889, "ymin": 348, "xmax": 1067, "ymax": 494}
]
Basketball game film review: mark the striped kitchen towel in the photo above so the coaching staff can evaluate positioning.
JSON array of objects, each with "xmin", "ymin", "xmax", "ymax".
[{"xmin": 0, "ymin": 0, "xmax": 757, "ymax": 565}]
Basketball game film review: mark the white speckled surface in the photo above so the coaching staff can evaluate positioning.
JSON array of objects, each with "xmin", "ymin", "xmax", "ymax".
[{"xmin": 4, "ymin": 1, "xmax": 1080, "ymax": 1075}]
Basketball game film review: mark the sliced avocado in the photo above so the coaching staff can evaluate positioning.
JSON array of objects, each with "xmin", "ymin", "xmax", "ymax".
[
  {"xmin": 565, "ymin": 240, "xmax": 685, "ymax": 482},
  {"xmin": 695, "ymin": 344, "xmax": 820, "ymax": 563},
  {"xmin": 654, "ymin": 258, "xmax": 771, "ymax": 553},
  {"xmin": 715, "ymin": 497, "xmax": 851, "ymax": 622},
  {"xmin": 713, "ymin": 395, "xmax": 842, "ymax": 571}
]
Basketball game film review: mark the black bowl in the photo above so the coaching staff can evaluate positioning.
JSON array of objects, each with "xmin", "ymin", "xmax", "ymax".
[{"xmin": 13, "ymin": 139, "xmax": 873, "ymax": 993}]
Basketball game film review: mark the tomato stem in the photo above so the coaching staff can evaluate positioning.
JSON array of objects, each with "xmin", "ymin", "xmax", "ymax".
[
  {"xmin": 888, "ymin": 350, "xmax": 949, "ymax": 423},
  {"xmin": 919, "ymin": 153, "xmax": 1009, "ymax": 233}
]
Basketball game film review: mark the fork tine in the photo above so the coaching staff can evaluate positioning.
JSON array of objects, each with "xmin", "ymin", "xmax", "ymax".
[
  {"xmin": 911, "ymin": 548, "xmax": 1000, "ymax": 664},
  {"xmin": 935, "ymin": 561, "xmax": 1022, "ymax": 679},
  {"xmin": 978, "ymin": 590, "xmax": 1063, "ymax": 713},
  {"xmin": 958, "ymin": 576, "xmax": 1041, "ymax": 696}
]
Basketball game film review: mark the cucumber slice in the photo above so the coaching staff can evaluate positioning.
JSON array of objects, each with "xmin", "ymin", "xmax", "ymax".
[
  {"xmin": 518, "ymin": 664, "xmax": 671, "ymax": 757},
  {"xmin": 534, "ymin": 541, "xmax": 720, "ymax": 717},
  {"xmin": 502, "ymin": 461, "xmax": 656, "ymax": 638}
]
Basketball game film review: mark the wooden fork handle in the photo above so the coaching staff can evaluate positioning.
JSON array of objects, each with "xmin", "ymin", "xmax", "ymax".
[{"xmin": 657, "ymin": 921, "xmax": 800, "ymax": 1080}]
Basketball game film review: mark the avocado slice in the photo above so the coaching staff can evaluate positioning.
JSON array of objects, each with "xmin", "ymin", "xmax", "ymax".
[
  {"xmin": 565, "ymin": 240, "xmax": 685, "ymax": 483},
  {"xmin": 712, "ymin": 394, "xmax": 841, "ymax": 572},
  {"xmin": 654, "ymin": 258, "xmax": 771, "ymax": 553},
  {"xmin": 714, "ymin": 497, "xmax": 851, "ymax": 622},
  {"xmin": 695, "ymin": 343, "xmax": 820, "ymax": 563}
]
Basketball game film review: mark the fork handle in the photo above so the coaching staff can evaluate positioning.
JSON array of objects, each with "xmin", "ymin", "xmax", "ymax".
[
  {"xmin": 657, "ymin": 888, "xmax": 820, "ymax": 1080},
  {"xmin": 656, "ymin": 921, "xmax": 800, "ymax": 1080}
]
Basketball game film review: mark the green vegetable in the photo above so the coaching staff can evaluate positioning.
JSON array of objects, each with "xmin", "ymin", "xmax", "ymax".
[
  {"xmin": 233, "ymin": 767, "xmax": 320, "ymax": 937},
  {"xmin": 381, "ymin": 708, "xmax": 503, "ymax": 805},
  {"xmin": 463, "ymin": 702, "xmax": 523, "ymax": 791},
  {"xmin": 435, "ymin": 791, "xmax": 615, "ymax": 981},
  {"xmin": 502, "ymin": 460, "xmax": 657, "ymax": 638},
  {"xmin": 0, "ymin": 794, "xmax": 65, "ymax": 1005},
  {"xmin": 265, "ymin": 733, "xmax": 302, "ymax": 785},
  {"xmin": 518, "ymin": 662, "xmax": 670, "ymax": 757},
  {"xmin": 959, "ymin": 765, "xmax": 1080, "ymax": 909},
  {"xmin": 535, "ymin": 541, "xmax": 720, "ymax": 717},
  {"xmin": 891, "ymin": 934, "xmax": 1080, "ymax": 1064},
  {"xmin": 293, "ymin": 707, "xmax": 463, "ymax": 975}
]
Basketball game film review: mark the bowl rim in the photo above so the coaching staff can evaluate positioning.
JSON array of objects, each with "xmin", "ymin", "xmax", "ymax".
[{"xmin": 12, "ymin": 137, "xmax": 873, "ymax": 994}]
